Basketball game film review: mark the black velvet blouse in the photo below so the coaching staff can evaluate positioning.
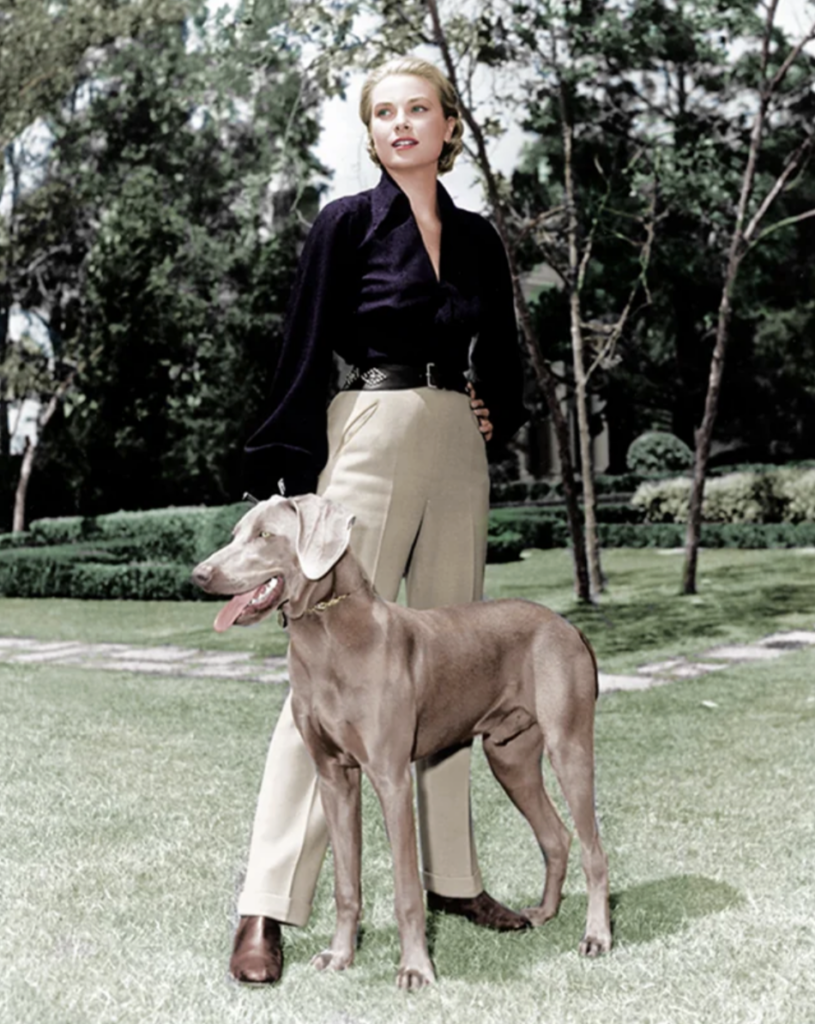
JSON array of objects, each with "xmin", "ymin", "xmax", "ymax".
[{"xmin": 244, "ymin": 171, "xmax": 528, "ymax": 496}]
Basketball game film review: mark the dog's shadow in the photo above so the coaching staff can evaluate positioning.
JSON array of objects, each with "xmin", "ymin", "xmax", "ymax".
[{"xmin": 423, "ymin": 874, "xmax": 743, "ymax": 980}]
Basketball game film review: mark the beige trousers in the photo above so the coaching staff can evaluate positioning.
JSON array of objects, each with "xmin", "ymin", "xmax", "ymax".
[{"xmin": 237, "ymin": 387, "xmax": 490, "ymax": 926}]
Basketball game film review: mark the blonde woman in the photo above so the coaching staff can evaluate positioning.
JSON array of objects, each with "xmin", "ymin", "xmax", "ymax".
[{"xmin": 233, "ymin": 55, "xmax": 528, "ymax": 983}]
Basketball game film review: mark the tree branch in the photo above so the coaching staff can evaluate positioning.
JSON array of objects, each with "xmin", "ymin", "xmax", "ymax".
[{"xmin": 743, "ymin": 136, "xmax": 813, "ymax": 244}]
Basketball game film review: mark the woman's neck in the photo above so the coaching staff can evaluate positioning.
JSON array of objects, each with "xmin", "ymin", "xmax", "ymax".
[{"xmin": 387, "ymin": 166, "xmax": 440, "ymax": 221}]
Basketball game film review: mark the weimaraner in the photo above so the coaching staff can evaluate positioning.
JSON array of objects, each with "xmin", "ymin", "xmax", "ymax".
[{"xmin": 193, "ymin": 494, "xmax": 611, "ymax": 989}]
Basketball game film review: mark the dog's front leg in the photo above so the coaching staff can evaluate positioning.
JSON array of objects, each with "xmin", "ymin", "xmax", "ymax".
[
  {"xmin": 369, "ymin": 767, "xmax": 435, "ymax": 990},
  {"xmin": 310, "ymin": 760, "xmax": 363, "ymax": 973}
]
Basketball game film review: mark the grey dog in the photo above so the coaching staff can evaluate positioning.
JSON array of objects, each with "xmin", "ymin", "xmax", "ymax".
[{"xmin": 193, "ymin": 493, "xmax": 611, "ymax": 989}]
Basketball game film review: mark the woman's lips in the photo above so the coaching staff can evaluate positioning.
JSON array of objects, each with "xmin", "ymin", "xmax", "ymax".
[{"xmin": 392, "ymin": 138, "xmax": 418, "ymax": 148}]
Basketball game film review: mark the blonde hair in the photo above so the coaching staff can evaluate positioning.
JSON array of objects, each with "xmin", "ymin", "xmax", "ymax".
[{"xmin": 358, "ymin": 56, "xmax": 464, "ymax": 175}]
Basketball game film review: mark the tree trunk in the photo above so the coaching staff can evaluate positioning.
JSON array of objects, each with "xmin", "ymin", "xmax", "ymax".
[
  {"xmin": 560, "ymin": 84, "xmax": 603, "ymax": 598},
  {"xmin": 0, "ymin": 284, "xmax": 11, "ymax": 460},
  {"xmin": 571, "ymin": 290, "xmax": 603, "ymax": 597},
  {"xmin": 12, "ymin": 380, "xmax": 70, "ymax": 532},
  {"xmin": 426, "ymin": 0, "xmax": 590, "ymax": 601},
  {"xmin": 682, "ymin": 284, "xmax": 734, "ymax": 593},
  {"xmin": 12, "ymin": 435, "xmax": 35, "ymax": 532}
]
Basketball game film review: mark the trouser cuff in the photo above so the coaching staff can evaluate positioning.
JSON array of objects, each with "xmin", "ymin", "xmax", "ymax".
[
  {"xmin": 422, "ymin": 869, "xmax": 483, "ymax": 898},
  {"xmin": 236, "ymin": 891, "xmax": 312, "ymax": 928}
]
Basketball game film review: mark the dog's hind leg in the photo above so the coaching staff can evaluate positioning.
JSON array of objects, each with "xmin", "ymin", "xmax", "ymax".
[
  {"xmin": 482, "ymin": 726, "xmax": 572, "ymax": 927},
  {"xmin": 543, "ymin": 696, "xmax": 611, "ymax": 956},
  {"xmin": 311, "ymin": 761, "xmax": 363, "ymax": 973}
]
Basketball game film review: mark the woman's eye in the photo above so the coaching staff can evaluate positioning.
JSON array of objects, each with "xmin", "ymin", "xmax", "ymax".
[
  {"xmin": 412, "ymin": 104, "xmax": 427, "ymax": 112},
  {"xmin": 375, "ymin": 108, "xmax": 392, "ymax": 118}
]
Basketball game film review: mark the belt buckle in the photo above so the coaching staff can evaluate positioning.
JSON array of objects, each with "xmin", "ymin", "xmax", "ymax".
[{"xmin": 426, "ymin": 362, "xmax": 439, "ymax": 389}]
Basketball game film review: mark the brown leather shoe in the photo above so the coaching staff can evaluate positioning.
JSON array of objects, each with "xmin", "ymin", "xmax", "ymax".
[
  {"xmin": 229, "ymin": 915, "xmax": 284, "ymax": 984},
  {"xmin": 427, "ymin": 890, "xmax": 531, "ymax": 931}
]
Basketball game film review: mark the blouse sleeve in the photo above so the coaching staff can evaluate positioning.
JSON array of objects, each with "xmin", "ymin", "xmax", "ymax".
[
  {"xmin": 244, "ymin": 201, "xmax": 357, "ymax": 497},
  {"xmin": 469, "ymin": 220, "xmax": 529, "ymax": 449}
]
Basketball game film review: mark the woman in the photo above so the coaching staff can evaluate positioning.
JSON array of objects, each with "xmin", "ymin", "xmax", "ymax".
[{"xmin": 233, "ymin": 55, "xmax": 529, "ymax": 984}]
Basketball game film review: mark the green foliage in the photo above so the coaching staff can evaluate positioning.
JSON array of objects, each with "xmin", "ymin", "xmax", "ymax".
[
  {"xmin": 776, "ymin": 467, "xmax": 815, "ymax": 523},
  {"xmin": 28, "ymin": 502, "xmax": 249, "ymax": 561},
  {"xmin": 0, "ymin": 0, "xmax": 190, "ymax": 151},
  {"xmin": 3, "ymin": 11, "xmax": 323, "ymax": 522},
  {"xmin": 626, "ymin": 431, "xmax": 695, "ymax": 475},
  {"xmin": 631, "ymin": 477, "xmax": 692, "ymax": 522},
  {"xmin": 631, "ymin": 467, "xmax": 815, "ymax": 524}
]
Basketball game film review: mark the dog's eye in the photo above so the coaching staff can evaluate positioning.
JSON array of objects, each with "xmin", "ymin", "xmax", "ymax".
[{"xmin": 259, "ymin": 530, "xmax": 272, "ymax": 539}]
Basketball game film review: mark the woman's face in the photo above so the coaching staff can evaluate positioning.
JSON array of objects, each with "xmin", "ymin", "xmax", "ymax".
[{"xmin": 368, "ymin": 74, "xmax": 455, "ymax": 176}]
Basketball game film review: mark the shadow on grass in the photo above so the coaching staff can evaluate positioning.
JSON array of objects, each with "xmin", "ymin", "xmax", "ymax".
[
  {"xmin": 424, "ymin": 874, "xmax": 743, "ymax": 981},
  {"xmin": 565, "ymin": 580, "xmax": 815, "ymax": 659}
]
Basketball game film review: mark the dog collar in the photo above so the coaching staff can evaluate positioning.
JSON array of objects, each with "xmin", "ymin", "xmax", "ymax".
[{"xmin": 306, "ymin": 591, "xmax": 353, "ymax": 615}]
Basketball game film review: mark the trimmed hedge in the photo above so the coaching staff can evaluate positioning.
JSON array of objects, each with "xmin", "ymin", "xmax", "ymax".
[
  {"xmin": 631, "ymin": 468, "xmax": 815, "ymax": 524},
  {"xmin": 27, "ymin": 502, "xmax": 251, "ymax": 562},
  {"xmin": 491, "ymin": 473, "xmax": 645, "ymax": 505},
  {"xmin": 0, "ymin": 531, "xmax": 34, "ymax": 550},
  {"xmin": 2, "ymin": 491, "xmax": 814, "ymax": 599},
  {"xmin": 626, "ymin": 431, "xmax": 693, "ymax": 475}
]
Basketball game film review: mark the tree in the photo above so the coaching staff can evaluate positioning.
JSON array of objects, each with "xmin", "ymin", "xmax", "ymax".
[
  {"xmin": 681, "ymin": 0, "xmax": 815, "ymax": 593},
  {"xmin": 285, "ymin": 0, "xmax": 664, "ymax": 600},
  {"xmin": 0, "ymin": 0, "xmax": 186, "ymax": 464},
  {"xmin": 3, "ymin": 5, "xmax": 324, "ymax": 525}
]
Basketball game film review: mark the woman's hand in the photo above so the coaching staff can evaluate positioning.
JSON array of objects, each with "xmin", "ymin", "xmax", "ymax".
[{"xmin": 467, "ymin": 382, "xmax": 493, "ymax": 442}]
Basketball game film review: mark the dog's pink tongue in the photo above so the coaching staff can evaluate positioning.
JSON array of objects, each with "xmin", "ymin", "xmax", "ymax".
[{"xmin": 213, "ymin": 590, "xmax": 257, "ymax": 632}]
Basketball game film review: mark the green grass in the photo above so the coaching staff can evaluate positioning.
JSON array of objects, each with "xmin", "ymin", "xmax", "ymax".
[
  {"xmin": 2, "ymin": 647, "xmax": 814, "ymax": 1023},
  {"xmin": 2, "ymin": 548, "xmax": 815, "ymax": 671}
]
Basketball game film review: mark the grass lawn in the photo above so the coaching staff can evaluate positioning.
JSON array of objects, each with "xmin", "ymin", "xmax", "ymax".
[
  {"xmin": 1, "ymin": 548, "xmax": 814, "ymax": 1023},
  {"xmin": 2, "ymin": 546, "xmax": 814, "ymax": 669}
]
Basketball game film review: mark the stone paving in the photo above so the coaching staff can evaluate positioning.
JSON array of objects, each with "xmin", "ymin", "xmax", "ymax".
[
  {"xmin": 1, "ymin": 629, "xmax": 814, "ymax": 693},
  {"xmin": 0, "ymin": 636, "xmax": 288, "ymax": 684}
]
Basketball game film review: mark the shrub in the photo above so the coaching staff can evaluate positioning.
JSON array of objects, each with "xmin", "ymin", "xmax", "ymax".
[
  {"xmin": 0, "ymin": 531, "xmax": 34, "ymax": 550},
  {"xmin": 626, "ymin": 432, "xmax": 694, "ymax": 476},
  {"xmin": 701, "ymin": 472, "xmax": 777, "ymax": 524},
  {"xmin": 630, "ymin": 478, "xmax": 692, "ymax": 523},
  {"xmin": 630, "ymin": 468, "xmax": 815, "ymax": 525},
  {"xmin": 0, "ymin": 544, "xmax": 121, "ymax": 598},
  {"xmin": 69, "ymin": 562, "xmax": 202, "ymax": 600},
  {"xmin": 26, "ymin": 502, "xmax": 251, "ymax": 565},
  {"xmin": 776, "ymin": 468, "xmax": 815, "ymax": 523},
  {"xmin": 486, "ymin": 531, "xmax": 525, "ymax": 563}
]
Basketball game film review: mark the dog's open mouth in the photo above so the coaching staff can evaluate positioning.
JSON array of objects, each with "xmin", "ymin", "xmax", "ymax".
[{"xmin": 213, "ymin": 576, "xmax": 285, "ymax": 632}]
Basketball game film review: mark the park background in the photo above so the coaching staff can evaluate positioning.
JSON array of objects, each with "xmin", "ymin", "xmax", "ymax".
[{"xmin": 1, "ymin": 2, "xmax": 815, "ymax": 1023}]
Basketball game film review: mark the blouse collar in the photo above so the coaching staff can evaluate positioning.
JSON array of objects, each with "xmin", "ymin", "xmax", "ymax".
[{"xmin": 370, "ymin": 170, "xmax": 457, "ymax": 233}]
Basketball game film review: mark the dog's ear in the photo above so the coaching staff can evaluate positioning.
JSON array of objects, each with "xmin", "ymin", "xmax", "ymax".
[{"xmin": 293, "ymin": 494, "xmax": 356, "ymax": 580}]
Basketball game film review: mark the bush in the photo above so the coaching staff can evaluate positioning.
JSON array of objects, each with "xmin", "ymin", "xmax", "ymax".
[
  {"xmin": 630, "ymin": 467, "xmax": 815, "ymax": 525},
  {"xmin": 626, "ymin": 432, "xmax": 694, "ymax": 476},
  {"xmin": 0, "ymin": 544, "xmax": 121, "ymax": 598},
  {"xmin": 630, "ymin": 478, "xmax": 692, "ymax": 523},
  {"xmin": 776, "ymin": 468, "xmax": 815, "ymax": 523},
  {"xmin": 69, "ymin": 562, "xmax": 202, "ymax": 600},
  {"xmin": 26, "ymin": 502, "xmax": 250, "ymax": 565},
  {"xmin": 0, "ymin": 542, "xmax": 206, "ymax": 600},
  {"xmin": 0, "ymin": 531, "xmax": 34, "ymax": 550},
  {"xmin": 486, "ymin": 531, "xmax": 525, "ymax": 563},
  {"xmin": 702, "ymin": 472, "xmax": 778, "ymax": 523}
]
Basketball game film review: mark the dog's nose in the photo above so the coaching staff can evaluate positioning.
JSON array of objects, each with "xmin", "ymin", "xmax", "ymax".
[{"xmin": 192, "ymin": 562, "xmax": 214, "ymax": 588}]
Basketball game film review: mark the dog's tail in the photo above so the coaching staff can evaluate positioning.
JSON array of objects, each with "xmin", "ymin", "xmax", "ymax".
[{"xmin": 576, "ymin": 628, "xmax": 600, "ymax": 700}]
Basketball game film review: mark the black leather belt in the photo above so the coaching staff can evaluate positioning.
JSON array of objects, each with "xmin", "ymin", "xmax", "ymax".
[{"xmin": 341, "ymin": 362, "xmax": 468, "ymax": 394}]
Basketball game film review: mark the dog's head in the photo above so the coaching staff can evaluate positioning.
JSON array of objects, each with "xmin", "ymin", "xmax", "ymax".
[{"xmin": 192, "ymin": 494, "xmax": 356, "ymax": 631}]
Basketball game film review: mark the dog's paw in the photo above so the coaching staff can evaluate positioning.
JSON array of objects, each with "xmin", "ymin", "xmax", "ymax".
[
  {"xmin": 520, "ymin": 905, "xmax": 558, "ymax": 927},
  {"xmin": 396, "ymin": 962, "xmax": 435, "ymax": 990},
  {"xmin": 578, "ymin": 931, "xmax": 612, "ymax": 957},
  {"xmin": 311, "ymin": 949, "xmax": 353, "ymax": 972}
]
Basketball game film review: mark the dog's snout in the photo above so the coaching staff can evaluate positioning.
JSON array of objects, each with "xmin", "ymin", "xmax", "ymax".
[{"xmin": 192, "ymin": 562, "xmax": 214, "ymax": 589}]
